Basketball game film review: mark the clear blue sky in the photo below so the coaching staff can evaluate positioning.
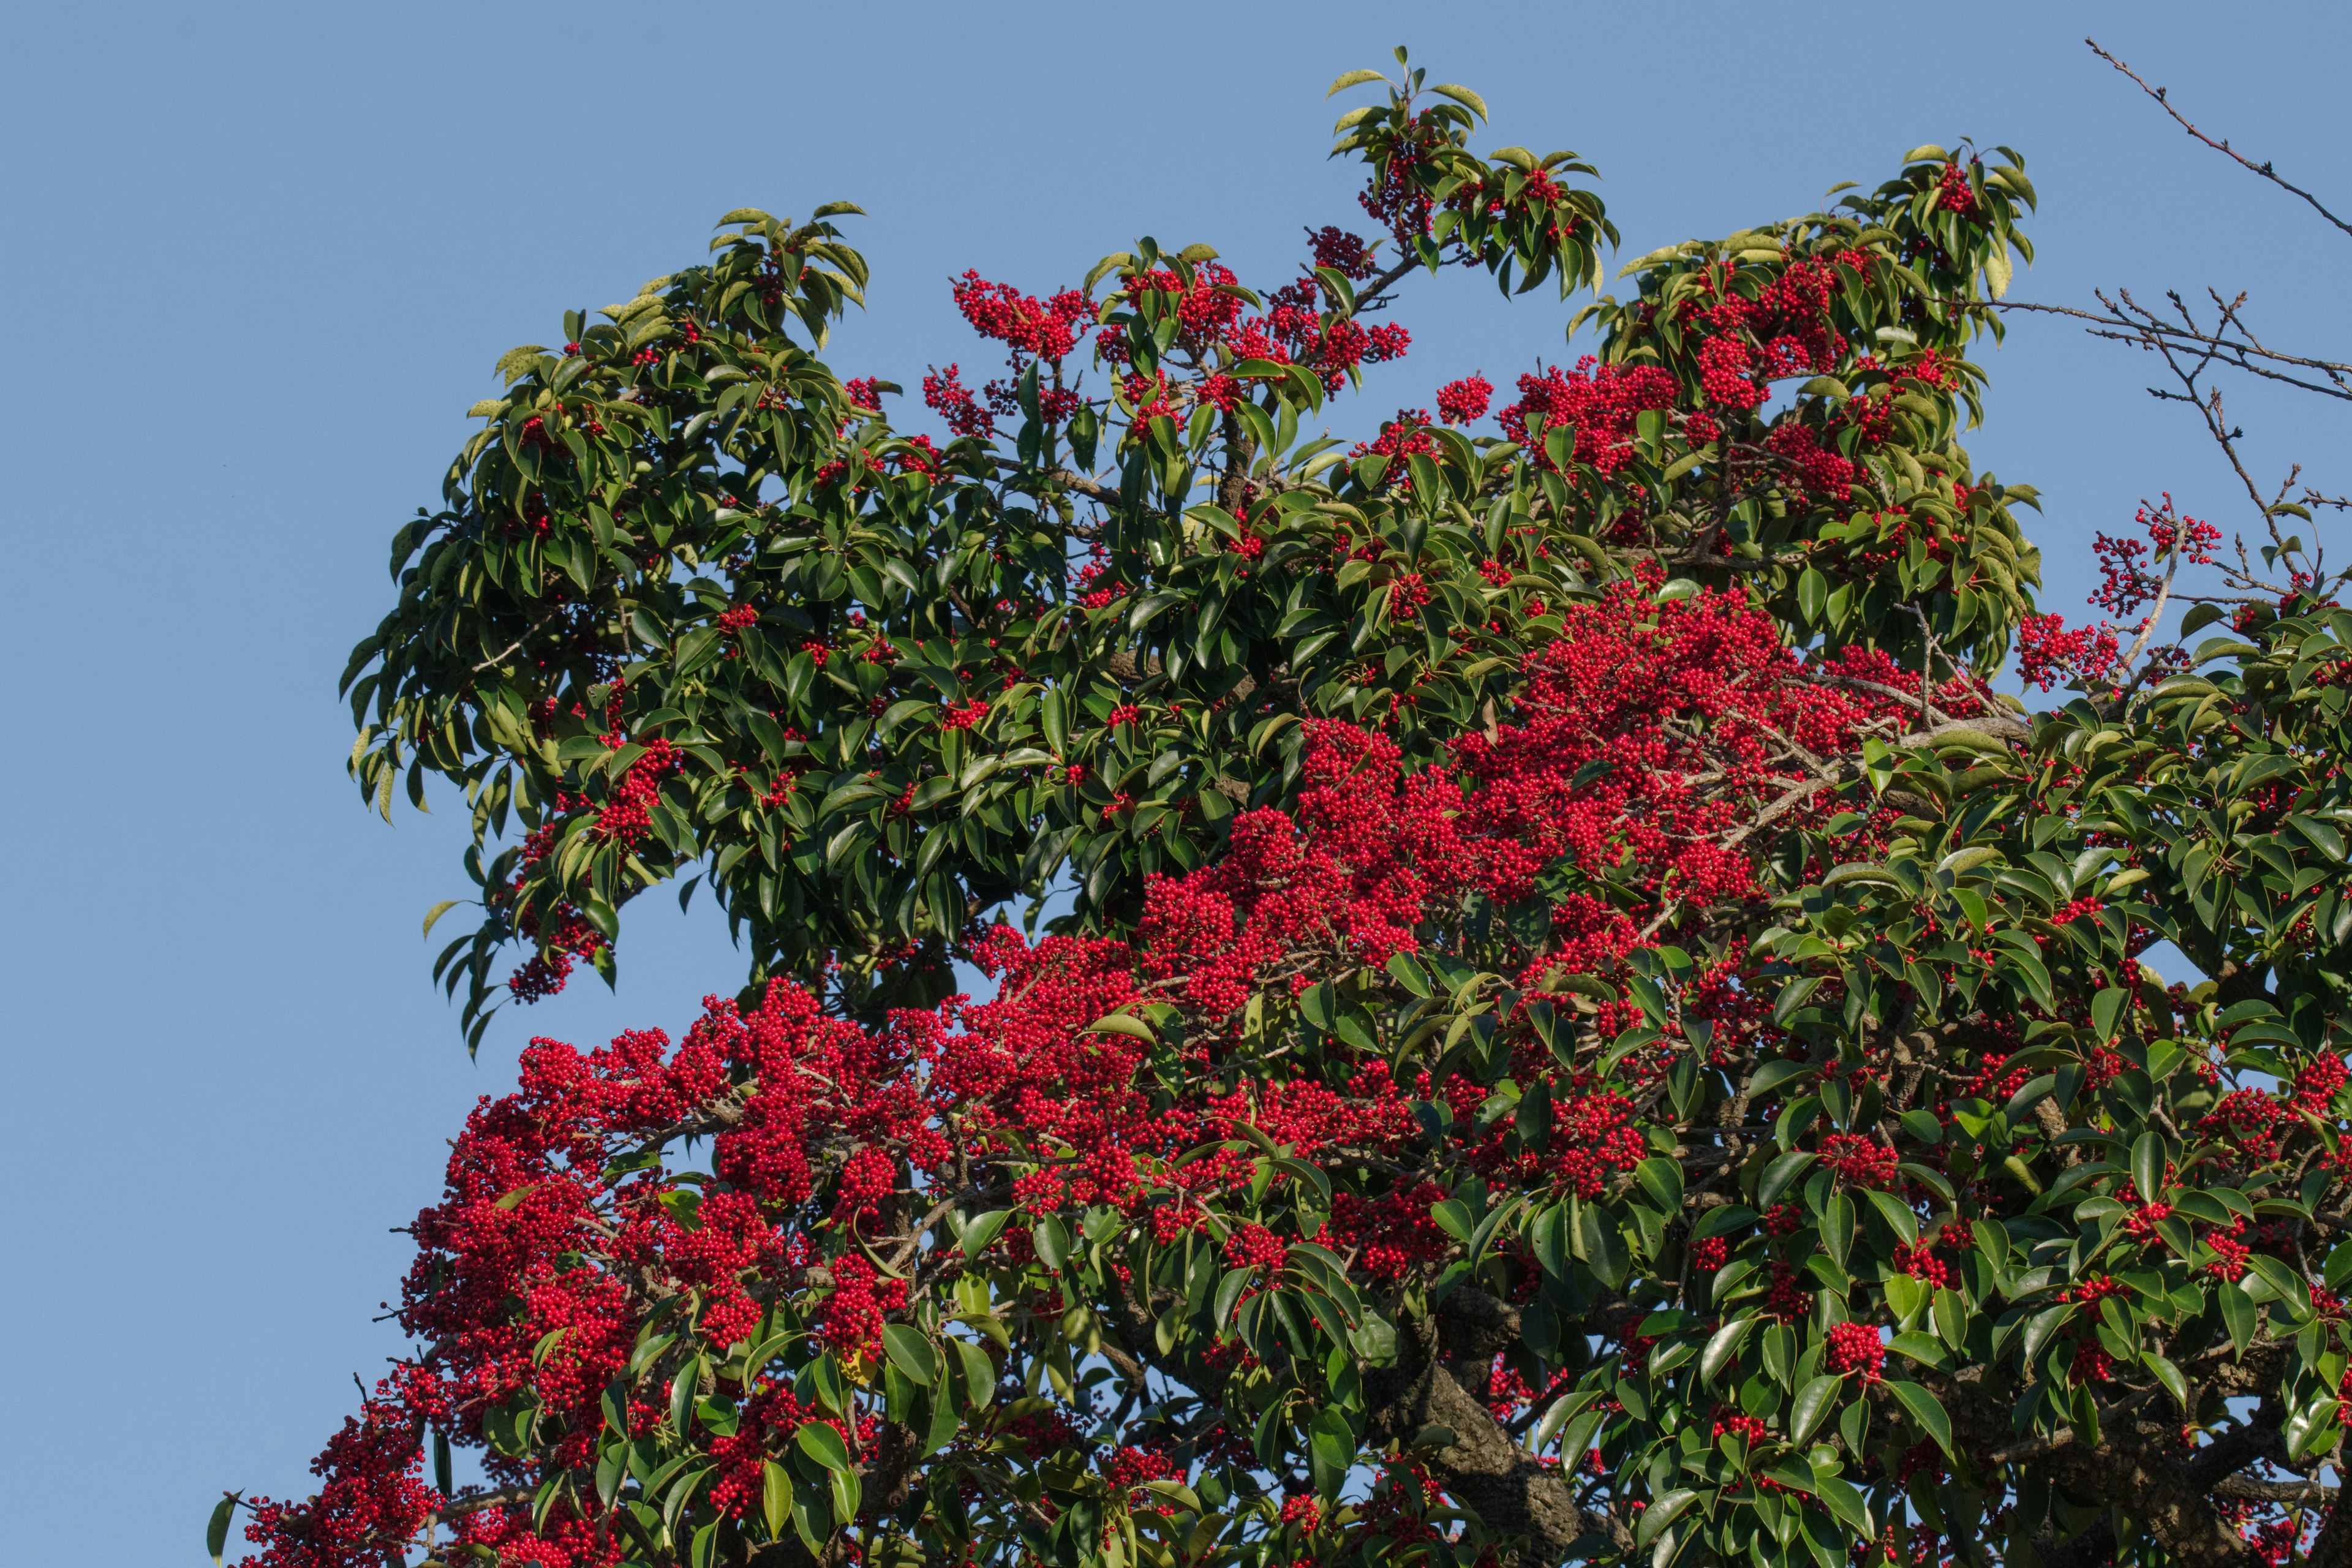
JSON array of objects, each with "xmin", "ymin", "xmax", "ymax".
[{"xmin": 4, "ymin": 2, "xmax": 2348, "ymax": 1561}]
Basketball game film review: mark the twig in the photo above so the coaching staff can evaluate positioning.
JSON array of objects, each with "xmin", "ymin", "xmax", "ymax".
[
  {"xmin": 1982, "ymin": 296, "xmax": 2352, "ymax": 404},
  {"xmin": 423, "ymin": 1483, "xmax": 536, "ymax": 1531},
  {"xmin": 1355, "ymin": 252, "xmax": 1428, "ymax": 311},
  {"xmin": 1984, "ymin": 298, "xmax": 2352, "ymax": 380},
  {"xmin": 2087, "ymin": 39, "xmax": 2352, "ymax": 244},
  {"xmin": 993, "ymin": 457, "xmax": 1124, "ymax": 508},
  {"xmin": 1720, "ymin": 777, "xmax": 1836, "ymax": 848},
  {"xmin": 473, "ymin": 613, "xmax": 562, "ymax": 674}
]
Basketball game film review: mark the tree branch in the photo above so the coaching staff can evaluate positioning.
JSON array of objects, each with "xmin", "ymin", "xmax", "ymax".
[{"xmin": 2088, "ymin": 38, "xmax": 2352, "ymax": 243}]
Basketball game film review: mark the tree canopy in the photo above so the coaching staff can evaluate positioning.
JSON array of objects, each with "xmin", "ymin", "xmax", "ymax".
[
  {"xmin": 342, "ymin": 50, "xmax": 2035, "ymax": 1042},
  {"xmin": 235, "ymin": 47, "xmax": 2352, "ymax": 1568}
]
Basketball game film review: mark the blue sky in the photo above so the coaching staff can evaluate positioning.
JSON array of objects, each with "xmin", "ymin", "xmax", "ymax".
[{"xmin": 3, "ymin": 2, "xmax": 2349, "ymax": 1561}]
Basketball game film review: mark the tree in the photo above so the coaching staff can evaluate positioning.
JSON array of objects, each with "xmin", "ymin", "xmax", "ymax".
[{"xmin": 233, "ymin": 47, "xmax": 2352, "ymax": 1568}]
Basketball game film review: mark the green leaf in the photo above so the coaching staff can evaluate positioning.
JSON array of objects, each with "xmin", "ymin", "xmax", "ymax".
[
  {"xmin": 1635, "ymin": 1156, "xmax": 1684, "ymax": 1215},
  {"xmin": 2239, "ymin": 1250, "xmax": 2295, "ymax": 1316},
  {"xmin": 1863, "ymin": 1189, "xmax": 1919, "ymax": 1246},
  {"xmin": 1325, "ymin": 68, "xmax": 1389, "ymax": 98},
  {"xmin": 1215, "ymin": 1267, "xmax": 1251, "ymax": 1329},
  {"xmin": 2192, "ymin": 636, "xmax": 2261, "ymax": 666},
  {"xmin": 1467, "ymin": 1191, "xmax": 1529, "ymax": 1265},
  {"xmin": 1577, "ymin": 1202, "xmax": 1629, "ymax": 1288},
  {"xmin": 2143, "ymin": 1350, "xmax": 2190, "ymax": 1412},
  {"xmin": 875, "ymin": 699, "xmax": 931, "ymax": 739},
  {"xmin": 1934, "ymin": 1286, "xmax": 1969, "ymax": 1351},
  {"xmin": 1814, "ymin": 1472, "xmax": 1873, "ymax": 1537},
  {"xmin": 1702, "ymin": 1315, "xmax": 1756, "ymax": 1384},
  {"xmin": 2290, "ymin": 814, "xmax": 2346, "ymax": 862},
  {"xmin": 1884, "ymin": 1378, "xmax": 1954, "ymax": 1460},
  {"xmin": 1386, "ymin": 951, "xmax": 1433, "ymax": 996},
  {"xmin": 1637, "ymin": 1490, "xmax": 1701, "ymax": 1548},
  {"xmin": 1796, "ymin": 567, "xmax": 1828, "ymax": 624},
  {"xmin": 1140, "ymin": 1479, "xmax": 1202, "ymax": 1513},
  {"xmin": 882, "ymin": 1324, "xmax": 938, "ymax": 1386},
  {"xmin": 1530, "ymin": 1389, "xmax": 1600, "ymax": 1453},
  {"xmin": 1791, "ymin": 1374, "xmax": 1841, "ymax": 1444},
  {"xmin": 764, "ymin": 1460, "xmax": 793, "ymax": 1544},
  {"xmin": 1757, "ymin": 1150, "xmax": 1817, "ymax": 1211},
  {"xmin": 959, "ymin": 1210, "xmax": 1011, "ymax": 1258},
  {"xmin": 208, "ymin": 1494, "xmax": 239, "ymax": 1566},
  {"xmin": 1773, "ymin": 975, "xmax": 1822, "ymax": 1025},
  {"xmin": 1821, "ymin": 1192, "xmax": 1855, "ymax": 1270},
  {"xmin": 2325, "ymin": 1240, "xmax": 2352, "ymax": 1292},
  {"xmin": 1937, "ymin": 846, "xmax": 2003, "ymax": 876},
  {"xmin": 1309, "ymin": 1408, "xmax": 1356, "ymax": 1499},
  {"xmin": 671, "ymin": 1354, "xmax": 704, "ymax": 1436},
  {"xmin": 796, "ymin": 1419, "xmax": 852, "ymax": 1473},
  {"xmin": 421, "ymin": 898, "xmax": 464, "ymax": 939},
  {"xmin": 2287, "ymin": 1390, "xmax": 2341, "ymax": 1463},
  {"xmin": 1033, "ymin": 1215, "xmax": 1072, "ymax": 1272},
  {"xmin": 2021, "ymin": 1303, "xmax": 2078, "ymax": 1366},
  {"xmin": 2220, "ymin": 1281, "xmax": 2258, "ymax": 1355},
  {"xmin": 793, "ymin": 1477, "xmax": 835, "ymax": 1555},
  {"xmin": 1746, "ymin": 1059, "xmax": 1815, "ymax": 1099},
  {"xmin": 1897, "ymin": 1108, "xmax": 1944, "ymax": 1145},
  {"xmin": 2091, "ymin": 986, "xmax": 2130, "ymax": 1044},
  {"xmin": 1983, "ymin": 242, "xmax": 2013, "ymax": 300},
  {"xmin": 1625, "ymin": 971, "xmax": 1668, "ymax": 1025},
  {"xmin": 1544, "ymin": 424, "xmax": 1577, "ymax": 474},
  {"xmin": 1041, "ymin": 687, "xmax": 1069, "ymax": 758},
  {"xmin": 496, "ymin": 344, "xmax": 548, "ymax": 383},
  {"xmin": 2132, "ymin": 1131, "xmax": 2165, "ymax": 1203},
  {"xmin": 952, "ymin": 1339, "xmax": 996, "ymax": 1409},
  {"xmin": 827, "ymin": 1461, "xmax": 861, "ymax": 1528},
  {"xmin": 1431, "ymin": 83, "xmax": 1490, "ymax": 121}
]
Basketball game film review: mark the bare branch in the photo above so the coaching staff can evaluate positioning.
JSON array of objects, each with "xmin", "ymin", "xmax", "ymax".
[
  {"xmin": 2088, "ymin": 38, "xmax": 2352, "ymax": 243},
  {"xmin": 993, "ymin": 457, "xmax": 1123, "ymax": 507}
]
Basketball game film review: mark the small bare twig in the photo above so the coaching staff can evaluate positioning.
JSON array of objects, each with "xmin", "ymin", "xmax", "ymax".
[
  {"xmin": 993, "ymin": 457, "xmax": 1124, "ymax": 508},
  {"xmin": 473, "ymin": 613, "xmax": 564, "ymax": 674},
  {"xmin": 2088, "ymin": 38, "xmax": 2352, "ymax": 244},
  {"xmin": 1354, "ymin": 252, "xmax": 1426, "ymax": 311},
  {"xmin": 1984, "ymin": 296, "xmax": 2352, "ymax": 402}
]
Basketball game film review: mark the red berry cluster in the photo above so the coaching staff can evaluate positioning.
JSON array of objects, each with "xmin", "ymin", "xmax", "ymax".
[
  {"xmin": 1435, "ymin": 374, "xmax": 1493, "ymax": 425},
  {"xmin": 1496, "ymin": 357, "xmax": 1678, "ymax": 475},
  {"xmin": 953, "ymin": 271, "xmax": 1095, "ymax": 365},
  {"xmin": 590, "ymin": 737, "xmax": 682, "ymax": 850},
  {"xmin": 1823, "ymin": 1321, "xmax": 1885, "ymax": 1381},
  {"xmin": 2016, "ymin": 612, "xmax": 2123, "ymax": 691},
  {"xmin": 1820, "ymin": 1133, "xmax": 1899, "ymax": 1190},
  {"xmin": 922, "ymin": 363, "xmax": 994, "ymax": 439},
  {"xmin": 1936, "ymin": 160, "xmax": 1980, "ymax": 215}
]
